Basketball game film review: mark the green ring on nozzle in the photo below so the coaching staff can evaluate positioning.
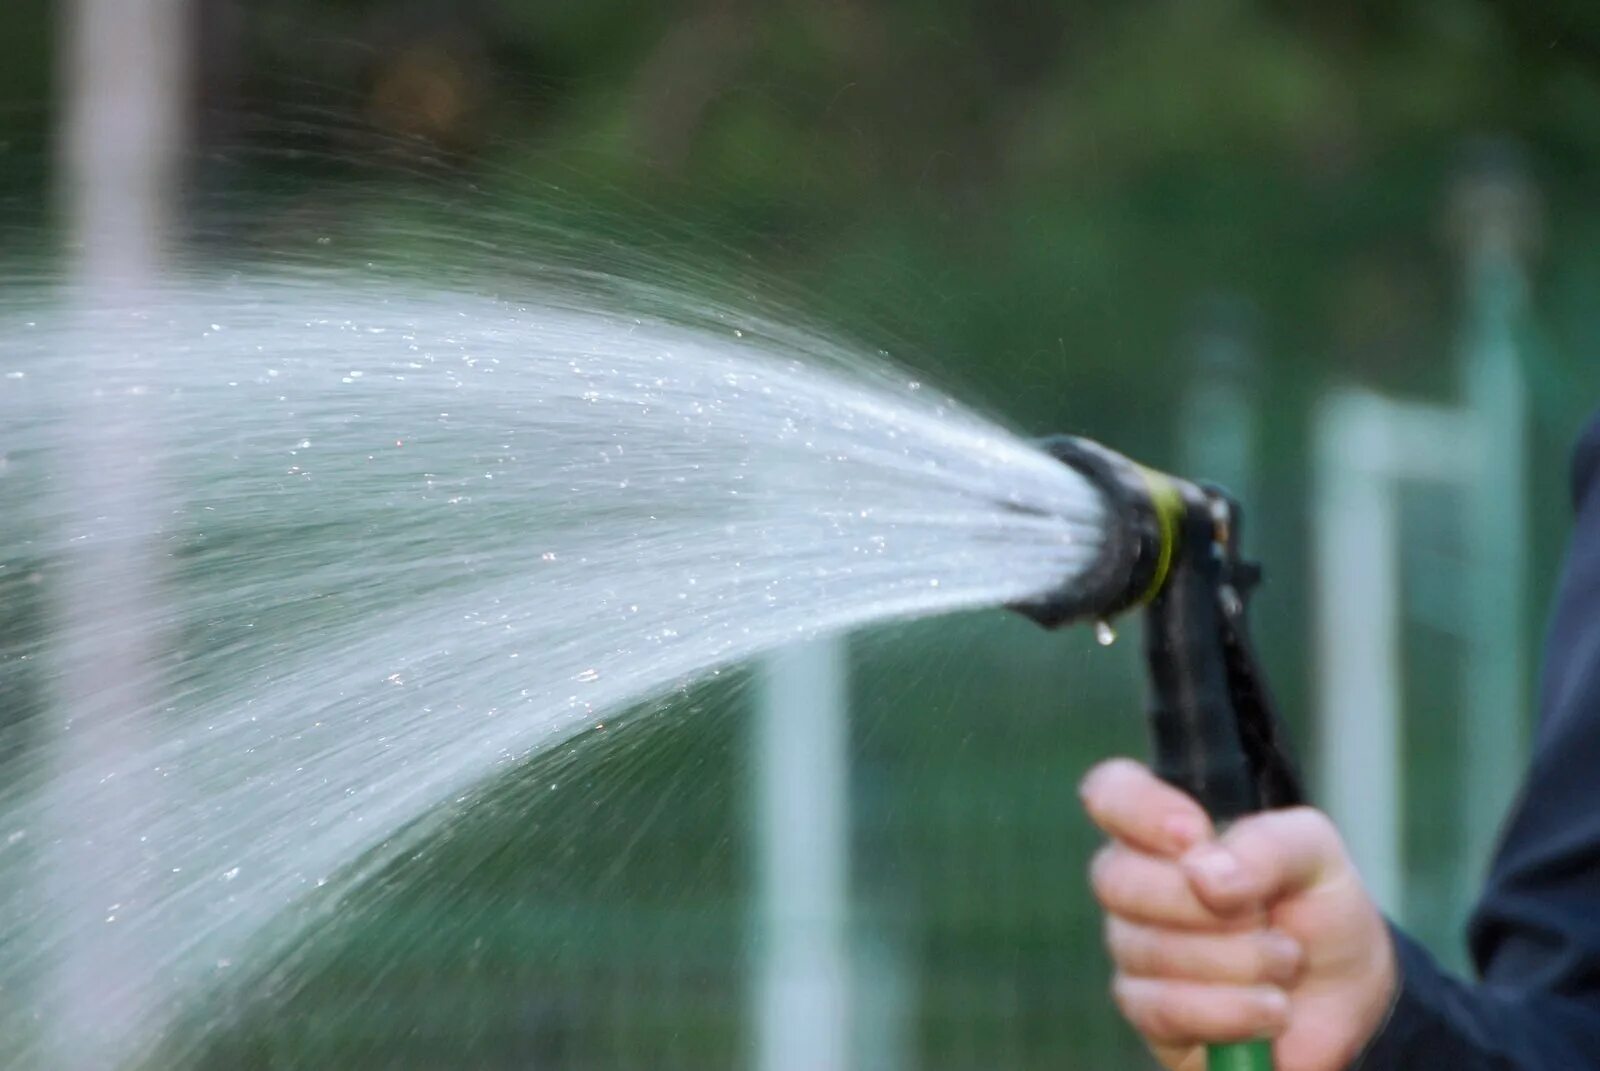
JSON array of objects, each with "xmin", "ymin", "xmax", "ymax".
[
  {"xmin": 1128, "ymin": 463, "xmax": 1185, "ymax": 607},
  {"xmin": 1011, "ymin": 435, "xmax": 1194, "ymax": 629}
]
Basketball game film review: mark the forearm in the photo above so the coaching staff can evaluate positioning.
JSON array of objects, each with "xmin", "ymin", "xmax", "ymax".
[{"xmin": 1353, "ymin": 928, "xmax": 1600, "ymax": 1071}]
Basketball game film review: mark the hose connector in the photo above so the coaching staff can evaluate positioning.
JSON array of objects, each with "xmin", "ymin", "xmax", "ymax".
[{"xmin": 1010, "ymin": 435, "xmax": 1194, "ymax": 629}]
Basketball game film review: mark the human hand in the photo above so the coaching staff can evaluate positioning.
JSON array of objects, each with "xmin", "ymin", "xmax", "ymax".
[{"xmin": 1079, "ymin": 758, "xmax": 1397, "ymax": 1071}]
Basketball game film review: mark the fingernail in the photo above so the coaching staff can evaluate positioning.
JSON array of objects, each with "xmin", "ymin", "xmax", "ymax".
[
  {"xmin": 1259, "ymin": 987, "xmax": 1291, "ymax": 1025},
  {"xmin": 1185, "ymin": 845, "xmax": 1240, "ymax": 887},
  {"xmin": 1163, "ymin": 814, "xmax": 1207, "ymax": 851},
  {"xmin": 1264, "ymin": 932, "xmax": 1304, "ymax": 983}
]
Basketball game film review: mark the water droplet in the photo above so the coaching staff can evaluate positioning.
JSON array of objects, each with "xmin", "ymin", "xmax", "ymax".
[
  {"xmin": 222, "ymin": 866, "xmax": 240, "ymax": 881},
  {"xmin": 1093, "ymin": 620, "xmax": 1118, "ymax": 647},
  {"xmin": 574, "ymin": 668, "xmax": 599, "ymax": 683}
]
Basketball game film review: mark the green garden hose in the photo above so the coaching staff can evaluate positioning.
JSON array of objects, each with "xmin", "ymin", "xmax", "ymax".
[{"xmin": 1209, "ymin": 1040, "xmax": 1276, "ymax": 1071}]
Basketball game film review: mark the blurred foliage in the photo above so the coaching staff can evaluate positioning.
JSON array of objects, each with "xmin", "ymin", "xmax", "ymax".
[
  {"xmin": 3, "ymin": 1, "xmax": 1597, "ymax": 419},
  {"xmin": 7, "ymin": 1, "xmax": 1600, "ymax": 1068}
]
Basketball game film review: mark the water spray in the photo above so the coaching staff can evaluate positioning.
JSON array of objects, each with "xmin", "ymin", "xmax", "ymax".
[
  {"xmin": 0, "ymin": 274, "xmax": 1117, "ymax": 1065},
  {"xmin": 1014, "ymin": 435, "xmax": 1303, "ymax": 1071}
]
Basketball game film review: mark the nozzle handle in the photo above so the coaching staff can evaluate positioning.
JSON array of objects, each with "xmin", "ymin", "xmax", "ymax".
[
  {"xmin": 1144, "ymin": 496, "xmax": 1302, "ymax": 1071},
  {"xmin": 1143, "ymin": 503, "xmax": 1261, "ymax": 821}
]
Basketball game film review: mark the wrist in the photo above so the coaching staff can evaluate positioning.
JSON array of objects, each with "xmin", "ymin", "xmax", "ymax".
[{"xmin": 1343, "ymin": 921, "xmax": 1402, "ymax": 1069}]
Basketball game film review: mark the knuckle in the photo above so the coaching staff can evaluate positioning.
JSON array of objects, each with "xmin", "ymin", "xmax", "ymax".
[
  {"xmin": 1234, "ymin": 806, "xmax": 1330, "ymax": 853},
  {"xmin": 1139, "ymin": 934, "xmax": 1176, "ymax": 977},
  {"xmin": 1088, "ymin": 845, "xmax": 1121, "ymax": 901},
  {"xmin": 1114, "ymin": 975, "xmax": 1285, "ymax": 1045},
  {"xmin": 1099, "ymin": 756, "xmax": 1145, "ymax": 781},
  {"xmin": 1251, "ymin": 931, "xmax": 1304, "ymax": 985},
  {"xmin": 1248, "ymin": 939, "xmax": 1279, "ymax": 984},
  {"xmin": 1185, "ymin": 936, "xmax": 1241, "ymax": 983},
  {"xmin": 1291, "ymin": 806, "xmax": 1348, "ymax": 862},
  {"xmin": 1286, "ymin": 805, "xmax": 1335, "ymax": 836},
  {"xmin": 1105, "ymin": 919, "xmax": 1154, "ymax": 973},
  {"xmin": 1249, "ymin": 988, "xmax": 1290, "ymax": 1033},
  {"xmin": 1110, "ymin": 974, "xmax": 1148, "ymax": 1022},
  {"xmin": 1101, "ymin": 914, "xmax": 1122, "ymax": 951},
  {"xmin": 1113, "ymin": 975, "xmax": 1178, "ymax": 1040},
  {"xmin": 1250, "ymin": 938, "xmax": 1275, "ymax": 982},
  {"xmin": 1224, "ymin": 987, "xmax": 1287, "ymax": 1037},
  {"xmin": 1080, "ymin": 757, "xmax": 1140, "ymax": 812},
  {"xmin": 1177, "ymin": 933, "xmax": 1247, "ymax": 981},
  {"xmin": 1109, "ymin": 974, "xmax": 1132, "ymax": 1015},
  {"xmin": 1142, "ymin": 991, "xmax": 1186, "ymax": 1040},
  {"xmin": 1219, "ymin": 821, "xmax": 1275, "ymax": 864},
  {"xmin": 1185, "ymin": 939, "xmax": 1227, "ymax": 980}
]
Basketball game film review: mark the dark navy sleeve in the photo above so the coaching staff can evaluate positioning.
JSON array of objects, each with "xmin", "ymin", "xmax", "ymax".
[{"xmin": 1354, "ymin": 414, "xmax": 1600, "ymax": 1069}]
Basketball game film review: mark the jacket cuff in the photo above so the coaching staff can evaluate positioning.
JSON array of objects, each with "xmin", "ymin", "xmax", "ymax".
[{"xmin": 1347, "ymin": 925, "xmax": 1440, "ymax": 1070}]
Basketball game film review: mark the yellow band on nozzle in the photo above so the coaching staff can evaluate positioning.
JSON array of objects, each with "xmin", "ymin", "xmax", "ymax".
[{"xmin": 1133, "ymin": 465, "xmax": 1186, "ymax": 607}]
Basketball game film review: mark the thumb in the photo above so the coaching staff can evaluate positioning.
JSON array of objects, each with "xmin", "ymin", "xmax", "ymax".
[{"xmin": 1180, "ymin": 807, "xmax": 1348, "ymax": 915}]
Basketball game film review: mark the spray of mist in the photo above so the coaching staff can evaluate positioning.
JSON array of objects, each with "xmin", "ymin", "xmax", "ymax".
[{"xmin": 0, "ymin": 253, "xmax": 1105, "ymax": 1065}]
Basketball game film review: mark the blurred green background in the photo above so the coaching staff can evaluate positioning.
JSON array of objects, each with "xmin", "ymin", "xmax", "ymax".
[{"xmin": 5, "ymin": 1, "xmax": 1600, "ymax": 1068}]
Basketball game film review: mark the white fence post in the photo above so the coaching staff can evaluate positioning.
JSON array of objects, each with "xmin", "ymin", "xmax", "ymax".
[
  {"xmin": 1180, "ymin": 295, "xmax": 1259, "ymax": 506},
  {"xmin": 50, "ymin": 0, "xmax": 190, "ymax": 1063},
  {"xmin": 1312, "ymin": 145, "xmax": 1534, "ymax": 938},
  {"xmin": 756, "ymin": 638, "xmax": 852, "ymax": 1071},
  {"xmin": 1453, "ymin": 145, "xmax": 1535, "ymax": 918}
]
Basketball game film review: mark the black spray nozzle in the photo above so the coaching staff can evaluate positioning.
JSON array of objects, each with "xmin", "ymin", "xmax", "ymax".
[
  {"xmin": 1011, "ymin": 434, "xmax": 1200, "ymax": 629},
  {"xmin": 1013, "ymin": 434, "xmax": 1304, "ymax": 820}
]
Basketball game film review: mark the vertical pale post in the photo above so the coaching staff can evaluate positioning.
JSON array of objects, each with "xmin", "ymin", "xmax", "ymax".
[
  {"xmin": 1451, "ymin": 144, "xmax": 1535, "ymax": 916},
  {"xmin": 756, "ymin": 638, "xmax": 852, "ymax": 1071},
  {"xmin": 1180, "ymin": 295, "xmax": 1258, "ymax": 505},
  {"xmin": 1313, "ymin": 394, "xmax": 1405, "ymax": 915},
  {"xmin": 51, "ymin": 0, "xmax": 189, "ymax": 1064},
  {"xmin": 64, "ymin": 0, "xmax": 189, "ymax": 286},
  {"xmin": 1312, "ymin": 143, "xmax": 1537, "ymax": 939}
]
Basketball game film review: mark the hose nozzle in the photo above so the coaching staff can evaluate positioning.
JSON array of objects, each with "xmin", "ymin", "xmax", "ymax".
[
  {"xmin": 1013, "ymin": 433, "xmax": 1304, "ymax": 818},
  {"xmin": 1011, "ymin": 435, "xmax": 1202, "ymax": 629}
]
